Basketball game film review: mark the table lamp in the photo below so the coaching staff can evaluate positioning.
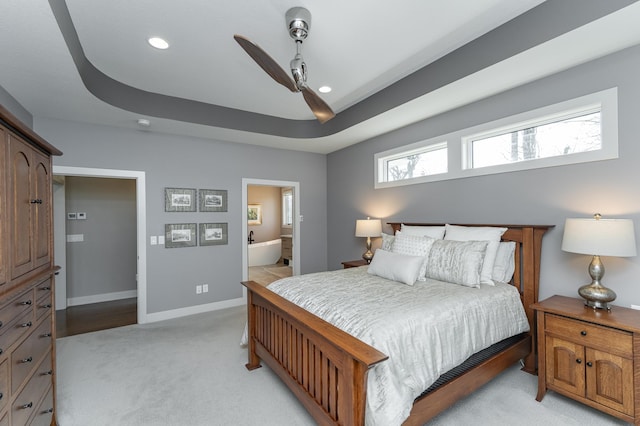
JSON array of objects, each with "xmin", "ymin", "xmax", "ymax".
[
  {"xmin": 561, "ymin": 213, "xmax": 637, "ymax": 310},
  {"xmin": 355, "ymin": 217, "xmax": 382, "ymax": 263}
]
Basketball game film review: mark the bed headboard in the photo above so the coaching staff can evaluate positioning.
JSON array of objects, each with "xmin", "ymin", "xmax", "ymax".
[{"xmin": 388, "ymin": 223, "xmax": 553, "ymax": 371}]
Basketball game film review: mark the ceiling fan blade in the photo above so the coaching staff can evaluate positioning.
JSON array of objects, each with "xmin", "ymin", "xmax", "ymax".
[
  {"xmin": 301, "ymin": 87, "xmax": 335, "ymax": 124},
  {"xmin": 234, "ymin": 35, "xmax": 297, "ymax": 92}
]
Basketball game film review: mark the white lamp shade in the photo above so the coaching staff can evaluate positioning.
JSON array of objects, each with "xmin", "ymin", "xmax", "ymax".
[
  {"xmin": 355, "ymin": 218, "xmax": 382, "ymax": 237},
  {"xmin": 562, "ymin": 217, "xmax": 637, "ymax": 257}
]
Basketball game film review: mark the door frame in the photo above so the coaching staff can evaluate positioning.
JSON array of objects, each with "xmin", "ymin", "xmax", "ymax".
[
  {"xmin": 242, "ymin": 178, "xmax": 300, "ymax": 296},
  {"xmin": 52, "ymin": 166, "xmax": 148, "ymax": 324}
]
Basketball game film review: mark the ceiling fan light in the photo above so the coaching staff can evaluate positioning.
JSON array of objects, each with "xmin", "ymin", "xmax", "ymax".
[
  {"xmin": 148, "ymin": 37, "xmax": 169, "ymax": 50},
  {"xmin": 318, "ymin": 86, "xmax": 332, "ymax": 93}
]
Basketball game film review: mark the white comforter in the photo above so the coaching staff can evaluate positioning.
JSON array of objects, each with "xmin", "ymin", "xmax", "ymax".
[{"xmin": 263, "ymin": 266, "xmax": 530, "ymax": 426}]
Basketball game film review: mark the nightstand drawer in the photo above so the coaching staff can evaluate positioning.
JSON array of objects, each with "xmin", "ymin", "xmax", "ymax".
[{"xmin": 545, "ymin": 314, "xmax": 632, "ymax": 357}]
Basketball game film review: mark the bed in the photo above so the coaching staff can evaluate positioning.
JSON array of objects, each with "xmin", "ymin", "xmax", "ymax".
[{"xmin": 241, "ymin": 223, "xmax": 551, "ymax": 425}]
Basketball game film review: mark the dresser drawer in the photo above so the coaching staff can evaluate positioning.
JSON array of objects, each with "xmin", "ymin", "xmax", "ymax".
[
  {"xmin": 11, "ymin": 352, "xmax": 52, "ymax": 426},
  {"xmin": 11, "ymin": 317, "xmax": 52, "ymax": 394},
  {"xmin": 35, "ymin": 292, "xmax": 52, "ymax": 322},
  {"xmin": 545, "ymin": 313, "xmax": 632, "ymax": 356},
  {"xmin": 0, "ymin": 359, "xmax": 7, "ymax": 414},
  {"xmin": 0, "ymin": 310, "xmax": 33, "ymax": 356},
  {"xmin": 0, "ymin": 289, "xmax": 34, "ymax": 342},
  {"xmin": 30, "ymin": 385, "xmax": 54, "ymax": 426}
]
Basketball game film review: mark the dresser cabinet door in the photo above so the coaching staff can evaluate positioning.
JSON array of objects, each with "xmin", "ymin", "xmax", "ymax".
[
  {"xmin": 32, "ymin": 149, "xmax": 51, "ymax": 270},
  {"xmin": 8, "ymin": 133, "xmax": 51, "ymax": 280},
  {"xmin": 585, "ymin": 348, "xmax": 634, "ymax": 416},
  {"xmin": 545, "ymin": 335, "xmax": 585, "ymax": 396}
]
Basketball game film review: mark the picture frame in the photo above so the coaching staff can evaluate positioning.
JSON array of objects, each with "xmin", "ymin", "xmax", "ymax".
[
  {"xmin": 165, "ymin": 188, "xmax": 197, "ymax": 212},
  {"xmin": 165, "ymin": 223, "xmax": 197, "ymax": 248},
  {"xmin": 199, "ymin": 189, "xmax": 227, "ymax": 212},
  {"xmin": 199, "ymin": 223, "xmax": 228, "ymax": 246},
  {"xmin": 247, "ymin": 204, "xmax": 262, "ymax": 225}
]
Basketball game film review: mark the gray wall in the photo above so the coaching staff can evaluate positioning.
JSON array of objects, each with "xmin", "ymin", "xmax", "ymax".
[
  {"xmin": 65, "ymin": 176, "xmax": 137, "ymax": 299},
  {"xmin": 327, "ymin": 44, "xmax": 640, "ymax": 309},
  {"xmin": 0, "ymin": 85, "xmax": 32, "ymax": 128},
  {"xmin": 35, "ymin": 119, "xmax": 327, "ymax": 314}
]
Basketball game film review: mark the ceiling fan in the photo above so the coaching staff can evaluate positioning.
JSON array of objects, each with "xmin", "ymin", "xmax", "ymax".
[{"xmin": 234, "ymin": 7, "xmax": 335, "ymax": 124}]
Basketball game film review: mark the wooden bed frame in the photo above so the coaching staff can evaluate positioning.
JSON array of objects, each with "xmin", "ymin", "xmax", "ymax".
[{"xmin": 242, "ymin": 223, "xmax": 551, "ymax": 425}]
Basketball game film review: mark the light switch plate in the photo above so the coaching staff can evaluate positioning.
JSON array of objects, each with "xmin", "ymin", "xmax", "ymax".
[
  {"xmin": 150, "ymin": 236, "xmax": 157, "ymax": 245},
  {"xmin": 158, "ymin": 235, "xmax": 165, "ymax": 244}
]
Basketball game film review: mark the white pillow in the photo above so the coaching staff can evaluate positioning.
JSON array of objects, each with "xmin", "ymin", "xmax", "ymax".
[
  {"xmin": 425, "ymin": 240, "xmax": 488, "ymax": 288},
  {"xmin": 492, "ymin": 241, "xmax": 516, "ymax": 283},
  {"xmin": 400, "ymin": 224, "xmax": 446, "ymax": 239},
  {"xmin": 367, "ymin": 249, "xmax": 424, "ymax": 286},
  {"xmin": 381, "ymin": 232, "xmax": 395, "ymax": 251},
  {"xmin": 391, "ymin": 233, "xmax": 436, "ymax": 281},
  {"xmin": 444, "ymin": 224, "xmax": 507, "ymax": 285}
]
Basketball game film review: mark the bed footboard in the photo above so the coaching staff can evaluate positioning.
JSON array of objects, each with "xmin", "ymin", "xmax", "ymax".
[{"xmin": 242, "ymin": 280, "xmax": 388, "ymax": 426}]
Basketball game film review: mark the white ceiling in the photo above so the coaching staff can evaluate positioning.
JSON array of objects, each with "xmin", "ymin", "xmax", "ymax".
[{"xmin": 1, "ymin": 1, "xmax": 640, "ymax": 154}]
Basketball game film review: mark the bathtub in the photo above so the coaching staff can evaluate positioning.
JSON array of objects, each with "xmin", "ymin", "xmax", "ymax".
[{"xmin": 248, "ymin": 239, "xmax": 282, "ymax": 267}]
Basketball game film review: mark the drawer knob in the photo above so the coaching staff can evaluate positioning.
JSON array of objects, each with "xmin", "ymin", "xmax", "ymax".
[
  {"xmin": 587, "ymin": 361, "xmax": 593, "ymax": 367},
  {"xmin": 20, "ymin": 300, "xmax": 32, "ymax": 306},
  {"xmin": 42, "ymin": 303, "xmax": 52, "ymax": 308},
  {"xmin": 20, "ymin": 321, "xmax": 33, "ymax": 328},
  {"xmin": 42, "ymin": 332, "xmax": 52, "ymax": 338},
  {"xmin": 0, "ymin": 348, "xmax": 3, "ymax": 355},
  {"xmin": 0, "ymin": 392, "xmax": 3, "ymax": 400},
  {"xmin": 580, "ymin": 330, "xmax": 587, "ymax": 336},
  {"xmin": 576, "ymin": 358, "xmax": 582, "ymax": 364},
  {"xmin": 21, "ymin": 356, "xmax": 33, "ymax": 363},
  {"xmin": 0, "ymin": 320, "xmax": 3, "ymax": 328},
  {"xmin": 45, "ymin": 408, "xmax": 54, "ymax": 414},
  {"xmin": 21, "ymin": 402, "xmax": 33, "ymax": 409},
  {"xmin": 40, "ymin": 286, "xmax": 51, "ymax": 291}
]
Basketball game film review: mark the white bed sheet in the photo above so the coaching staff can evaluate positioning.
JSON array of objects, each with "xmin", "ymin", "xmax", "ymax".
[{"xmin": 251, "ymin": 266, "xmax": 530, "ymax": 426}]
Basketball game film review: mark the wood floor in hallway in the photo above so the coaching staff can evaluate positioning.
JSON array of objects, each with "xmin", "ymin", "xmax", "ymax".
[{"xmin": 56, "ymin": 297, "xmax": 137, "ymax": 338}]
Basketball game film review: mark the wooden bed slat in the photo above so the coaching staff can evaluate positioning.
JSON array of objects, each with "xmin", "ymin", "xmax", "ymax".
[{"xmin": 243, "ymin": 223, "xmax": 552, "ymax": 425}]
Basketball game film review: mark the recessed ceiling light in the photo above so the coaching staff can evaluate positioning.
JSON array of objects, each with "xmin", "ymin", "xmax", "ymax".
[
  {"xmin": 148, "ymin": 37, "xmax": 169, "ymax": 50},
  {"xmin": 318, "ymin": 86, "xmax": 332, "ymax": 93}
]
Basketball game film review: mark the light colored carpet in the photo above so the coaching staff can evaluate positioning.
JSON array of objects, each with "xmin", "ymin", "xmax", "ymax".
[{"xmin": 56, "ymin": 306, "xmax": 629, "ymax": 426}]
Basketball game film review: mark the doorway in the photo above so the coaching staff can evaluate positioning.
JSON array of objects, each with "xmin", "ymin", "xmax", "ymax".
[
  {"xmin": 52, "ymin": 166, "xmax": 148, "ymax": 330},
  {"xmin": 242, "ymin": 179, "xmax": 300, "ymax": 291}
]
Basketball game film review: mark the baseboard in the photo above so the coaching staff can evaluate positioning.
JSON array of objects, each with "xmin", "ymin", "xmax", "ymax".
[
  {"xmin": 144, "ymin": 297, "xmax": 245, "ymax": 323},
  {"xmin": 67, "ymin": 290, "xmax": 137, "ymax": 307}
]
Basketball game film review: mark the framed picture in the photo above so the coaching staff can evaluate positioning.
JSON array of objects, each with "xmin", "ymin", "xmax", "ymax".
[
  {"xmin": 199, "ymin": 189, "xmax": 227, "ymax": 212},
  {"xmin": 165, "ymin": 188, "xmax": 197, "ymax": 212},
  {"xmin": 165, "ymin": 223, "xmax": 197, "ymax": 248},
  {"xmin": 199, "ymin": 223, "xmax": 228, "ymax": 246},
  {"xmin": 248, "ymin": 204, "xmax": 262, "ymax": 225}
]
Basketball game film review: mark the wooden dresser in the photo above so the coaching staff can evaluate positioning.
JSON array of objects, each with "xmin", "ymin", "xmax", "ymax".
[
  {"xmin": 0, "ymin": 104, "xmax": 62, "ymax": 425},
  {"xmin": 533, "ymin": 295, "xmax": 640, "ymax": 425}
]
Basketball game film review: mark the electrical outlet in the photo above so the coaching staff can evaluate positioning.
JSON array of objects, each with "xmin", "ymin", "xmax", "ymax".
[
  {"xmin": 203, "ymin": 284, "xmax": 209, "ymax": 293},
  {"xmin": 631, "ymin": 304, "xmax": 640, "ymax": 310},
  {"xmin": 150, "ymin": 236, "xmax": 157, "ymax": 245},
  {"xmin": 196, "ymin": 285, "xmax": 202, "ymax": 294}
]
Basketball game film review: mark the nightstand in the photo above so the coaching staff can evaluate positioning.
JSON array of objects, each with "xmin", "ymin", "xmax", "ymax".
[
  {"xmin": 532, "ymin": 295, "xmax": 640, "ymax": 424},
  {"xmin": 341, "ymin": 259, "xmax": 368, "ymax": 269}
]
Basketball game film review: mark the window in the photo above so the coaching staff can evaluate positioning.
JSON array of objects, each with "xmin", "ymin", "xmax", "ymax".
[
  {"xmin": 376, "ymin": 142, "xmax": 448, "ymax": 187},
  {"xmin": 282, "ymin": 188, "xmax": 293, "ymax": 227},
  {"xmin": 374, "ymin": 88, "xmax": 617, "ymax": 188},
  {"xmin": 464, "ymin": 109, "xmax": 601, "ymax": 169}
]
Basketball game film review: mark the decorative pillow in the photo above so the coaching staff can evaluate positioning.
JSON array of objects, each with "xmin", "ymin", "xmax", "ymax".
[
  {"xmin": 391, "ymin": 233, "xmax": 437, "ymax": 281},
  {"xmin": 444, "ymin": 224, "xmax": 507, "ymax": 285},
  {"xmin": 425, "ymin": 240, "xmax": 488, "ymax": 288},
  {"xmin": 400, "ymin": 224, "xmax": 446, "ymax": 239},
  {"xmin": 492, "ymin": 241, "xmax": 516, "ymax": 283},
  {"xmin": 381, "ymin": 232, "xmax": 395, "ymax": 251},
  {"xmin": 367, "ymin": 249, "xmax": 424, "ymax": 286}
]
